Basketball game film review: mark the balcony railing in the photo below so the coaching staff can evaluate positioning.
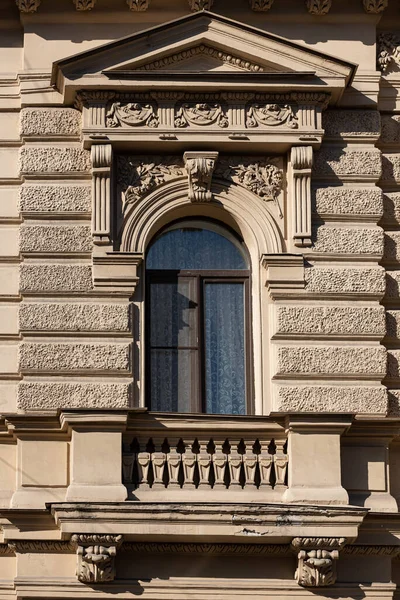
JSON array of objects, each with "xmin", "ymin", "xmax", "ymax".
[{"xmin": 123, "ymin": 412, "xmax": 288, "ymax": 501}]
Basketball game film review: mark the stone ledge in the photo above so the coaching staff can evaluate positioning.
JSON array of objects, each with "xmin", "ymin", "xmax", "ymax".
[
  {"xmin": 20, "ymin": 108, "xmax": 81, "ymax": 138},
  {"xmin": 20, "ymin": 264, "xmax": 92, "ymax": 294},
  {"xmin": 20, "ymin": 225, "xmax": 92, "ymax": 254},
  {"xmin": 19, "ymin": 185, "xmax": 91, "ymax": 214}
]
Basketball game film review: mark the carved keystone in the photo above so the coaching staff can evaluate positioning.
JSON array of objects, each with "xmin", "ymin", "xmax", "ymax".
[
  {"xmin": 291, "ymin": 538, "xmax": 346, "ymax": 587},
  {"xmin": 184, "ymin": 152, "xmax": 219, "ymax": 202},
  {"xmin": 72, "ymin": 534, "xmax": 123, "ymax": 583}
]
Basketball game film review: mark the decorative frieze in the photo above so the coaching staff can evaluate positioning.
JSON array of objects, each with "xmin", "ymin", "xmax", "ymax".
[
  {"xmin": 184, "ymin": 151, "xmax": 219, "ymax": 202},
  {"xmin": 138, "ymin": 46, "xmax": 264, "ymax": 72},
  {"xmin": 292, "ymin": 538, "xmax": 346, "ymax": 587},
  {"xmin": 249, "ymin": 0, "xmax": 274, "ymax": 11},
  {"xmin": 121, "ymin": 542, "xmax": 291, "ymax": 555},
  {"xmin": 246, "ymin": 103, "xmax": 298, "ymax": 129},
  {"xmin": 15, "ymin": 0, "xmax": 41, "ymax": 12},
  {"xmin": 73, "ymin": 0, "xmax": 97, "ymax": 9},
  {"xmin": 306, "ymin": 0, "xmax": 332, "ymax": 15},
  {"xmin": 72, "ymin": 535, "xmax": 123, "ymax": 583},
  {"xmin": 106, "ymin": 101, "xmax": 158, "ymax": 128},
  {"xmin": 378, "ymin": 34, "xmax": 400, "ymax": 73},
  {"xmin": 175, "ymin": 102, "xmax": 228, "ymax": 129},
  {"xmin": 9, "ymin": 541, "xmax": 74, "ymax": 553},
  {"xmin": 126, "ymin": 0, "xmax": 149, "ymax": 8},
  {"xmin": 188, "ymin": 0, "xmax": 214, "ymax": 10},
  {"xmin": 91, "ymin": 144, "xmax": 112, "ymax": 245},
  {"xmin": 290, "ymin": 146, "xmax": 313, "ymax": 246},
  {"xmin": 363, "ymin": 0, "xmax": 388, "ymax": 13}
]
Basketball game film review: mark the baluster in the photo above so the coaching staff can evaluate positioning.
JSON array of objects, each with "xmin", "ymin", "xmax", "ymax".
[
  {"xmin": 167, "ymin": 438, "xmax": 181, "ymax": 488},
  {"xmin": 182, "ymin": 438, "xmax": 196, "ymax": 489},
  {"xmin": 197, "ymin": 439, "xmax": 212, "ymax": 487},
  {"xmin": 274, "ymin": 439, "xmax": 288, "ymax": 487},
  {"xmin": 243, "ymin": 439, "xmax": 257, "ymax": 487},
  {"xmin": 122, "ymin": 441, "xmax": 135, "ymax": 484},
  {"xmin": 213, "ymin": 439, "xmax": 227, "ymax": 488},
  {"xmin": 258, "ymin": 439, "xmax": 273, "ymax": 487},
  {"xmin": 152, "ymin": 437, "xmax": 167, "ymax": 489},
  {"xmin": 136, "ymin": 438, "xmax": 151, "ymax": 490},
  {"xmin": 228, "ymin": 439, "xmax": 243, "ymax": 488}
]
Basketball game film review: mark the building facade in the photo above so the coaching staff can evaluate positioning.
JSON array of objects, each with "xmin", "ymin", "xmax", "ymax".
[{"xmin": 1, "ymin": 0, "xmax": 400, "ymax": 597}]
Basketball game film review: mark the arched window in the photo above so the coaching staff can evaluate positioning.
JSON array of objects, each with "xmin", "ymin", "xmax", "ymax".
[{"xmin": 146, "ymin": 219, "xmax": 251, "ymax": 415}]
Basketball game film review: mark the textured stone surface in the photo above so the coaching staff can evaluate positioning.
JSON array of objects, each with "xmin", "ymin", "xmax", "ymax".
[
  {"xmin": 313, "ymin": 147, "xmax": 382, "ymax": 179},
  {"xmin": 17, "ymin": 382, "xmax": 131, "ymax": 410},
  {"xmin": 20, "ymin": 225, "xmax": 92, "ymax": 254},
  {"xmin": 275, "ymin": 385, "xmax": 387, "ymax": 414},
  {"xmin": 276, "ymin": 346, "xmax": 386, "ymax": 376},
  {"xmin": 20, "ymin": 264, "xmax": 92, "ymax": 293},
  {"xmin": 385, "ymin": 271, "xmax": 400, "ymax": 300},
  {"xmin": 387, "ymin": 350, "xmax": 400, "ymax": 379},
  {"xmin": 381, "ymin": 115, "xmax": 400, "ymax": 145},
  {"xmin": 384, "ymin": 232, "xmax": 400, "ymax": 262},
  {"xmin": 20, "ymin": 108, "xmax": 81, "ymax": 137},
  {"xmin": 305, "ymin": 266, "xmax": 385, "ymax": 295},
  {"xmin": 312, "ymin": 225, "xmax": 383, "ymax": 255},
  {"xmin": 386, "ymin": 310, "xmax": 400, "ymax": 340},
  {"xmin": 276, "ymin": 306, "xmax": 385, "ymax": 337},
  {"xmin": 388, "ymin": 390, "xmax": 400, "ymax": 416},
  {"xmin": 19, "ymin": 185, "xmax": 91, "ymax": 213},
  {"xmin": 383, "ymin": 192, "xmax": 400, "ymax": 224},
  {"xmin": 381, "ymin": 154, "xmax": 400, "ymax": 184},
  {"xmin": 322, "ymin": 110, "xmax": 380, "ymax": 138},
  {"xmin": 19, "ymin": 342, "xmax": 131, "ymax": 372},
  {"xmin": 19, "ymin": 147, "xmax": 91, "ymax": 174},
  {"xmin": 314, "ymin": 187, "xmax": 383, "ymax": 217},
  {"xmin": 19, "ymin": 303, "xmax": 130, "ymax": 332}
]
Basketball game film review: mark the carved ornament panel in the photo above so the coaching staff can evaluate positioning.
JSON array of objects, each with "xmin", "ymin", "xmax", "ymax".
[{"xmin": 378, "ymin": 33, "xmax": 400, "ymax": 73}]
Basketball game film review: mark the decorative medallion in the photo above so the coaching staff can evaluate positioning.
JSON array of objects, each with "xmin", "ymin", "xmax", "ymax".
[
  {"xmin": 106, "ymin": 102, "xmax": 159, "ymax": 128},
  {"xmin": 73, "ymin": 0, "xmax": 97, "ymax": 9},
  {"xmin": 363, "ymin": 0, "xmax": 388, "ymax": 13},
  {"xmin": 15, "ymin": 0, "xmax": 41, "ymax": 12},
  {"xmin": 175, "ymin": 102, "xmax": 228, "ymax": 128},
  {"xmin": 126, "ymin": 0, "xmax": 149, "ymax": 9},
  {"xmin": 378, "ymin": 33, "xmax": 400, "ymax": 72},
  {"xmin": 249, "ymin": 0, "xmax": 274, "ymax": 10},
  {"xmin": 246, "ymin": 103, "xmax": 298, "ymax": 129},
  {"xmin": 306, "ymin": 0, "xmax": 332, "ymax": 14}
]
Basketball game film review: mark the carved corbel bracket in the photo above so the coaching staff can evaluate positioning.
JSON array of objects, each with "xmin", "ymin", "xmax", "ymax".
[
  {"xmin": 188, "ymin": 0, "xmax": 214, "ymax": 9},
  {"xmin": 91, "ymin": 144, "xmax": 113, "ymax": 246},
  {"xmin": 184, "ymin": 152, "xmax": 219, "ymax": 202},
  {"xmin": 290, "ymin": 146, "xmax": 313, "ymax": 247},
  {"xmin": 248, "ymin": 0, "xmax": 274, "ymax": 10},
  {"xmin": 306, "ymin": 0, "xmax": 332, "ymax": 14},
  {"xmin": 261, "ymin": 254, "xmax": 305, "ymax": 299},
  {"xmin": 92, "ymin": 252, "xmax": 143, "ymax": 294},
  {"xmin": 15, "ymin": 0, "xmax": 41, "ymax": 11},
  {"xmin": 72, "ymin": 534, "xmax": 123, "ymax": 584},
  {"xmin": 127, "ymin": 0, "xmax": 150, "ymax": 10},
  {"xmin": 291, "ymin": 537, "xmax": 347, "ymax": 587},
  {"xmin": 363, "ymin": 0, "xmax": 388, "ymax": 13},
  {"xmin": 73, "ymin": 0, "xmax": 97, "ymax": 9}
]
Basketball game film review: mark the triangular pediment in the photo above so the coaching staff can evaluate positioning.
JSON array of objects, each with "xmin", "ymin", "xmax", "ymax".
[{"xmin": 52, "ymin": 11, "xmax": 356, "ymax": 105}]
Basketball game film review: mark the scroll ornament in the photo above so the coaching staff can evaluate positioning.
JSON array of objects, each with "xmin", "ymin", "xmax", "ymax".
[
  {"xmin": 306, "ymin": 0, "xmax": 332, "ymax": 14},
  {"xmin": 378, "ymin": 33, "xmax": 400, "ymax": 73},
  {"xmin": 246, "ymin": 104, "xmax": 298, "ymax": 129},
  {"xmin": 292, "ymin": 538, "xmax": 346, "ymax": 588},
  {"xmin": 118, "ymin": 156, "xmax": 185, "ymax": 208},
  {"xmin": 175, "ymin": 103, "xmax": 228, "ymax": 129},
  {"xmin": 106, "ymin": 102, "xmax": 159, "ymax": 128},
  {"xmin": 72, "ymin": 535, "xmax": 123, "ymax": 584}
]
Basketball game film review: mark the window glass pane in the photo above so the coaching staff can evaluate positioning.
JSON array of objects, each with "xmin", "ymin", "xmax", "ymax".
[
  {"xmin": 204, "ymin": 282, "xmax": 246, "ymax": 415},
  {"xmin": 149, "ymin": 349, "xmax": 197, "ymax": 413},
  {"xmin": 146, "ymin": 221, "xmax": 247, "ymax": 270},
  {"xmin": 150, "ymin": 280, "xmax": 197, "ymax": 347}
]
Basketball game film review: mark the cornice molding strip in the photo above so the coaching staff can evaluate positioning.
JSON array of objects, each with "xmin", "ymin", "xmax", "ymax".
[
  {"xmin": 121, "ymin": 542, "xmax": 292, "ymax": 555},
  {"xmin": 15, "ymin": 0, "xmax": 41, "ymax": 12}
]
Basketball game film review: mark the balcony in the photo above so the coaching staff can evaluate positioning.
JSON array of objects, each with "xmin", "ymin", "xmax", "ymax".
[{"xmin": 122, "ymin": 412, "xmax": 288, "ymax": 502}]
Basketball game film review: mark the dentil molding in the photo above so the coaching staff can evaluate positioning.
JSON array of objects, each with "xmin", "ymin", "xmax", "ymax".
[
  {"xmin": 291, "ymin": 537, "xmax": 347, "ymax": 587},
  {"xmin": 71, "ymin": 534, "xmax": 123, "ymax": 583}
]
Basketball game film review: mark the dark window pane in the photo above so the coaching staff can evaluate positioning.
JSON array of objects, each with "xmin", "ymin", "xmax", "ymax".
[
  {"xmin": 146, "ymin": 222, "xmax": 247, "ymax": 270},
  {"xmin": 149, "ymin": 349, "xmax": 197, "ymax": 413},
  {"xmin": 204, "ymin": 282, "xmax": 246, "ymax": 415},
  {"xmin": 150, "ymin": 280, "xmax": 197, "ymax": 347}
]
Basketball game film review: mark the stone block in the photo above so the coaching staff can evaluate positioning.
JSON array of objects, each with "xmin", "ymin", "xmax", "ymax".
[
  {"xmin": 0, "ymin": 444, "xmax": 16, "ymax": 507},
  {"xmin": 381, "ymin": 114, "xmax": 400, "ymax": 145},
  {"xmin": 0, "ymin": 112, "xmax": 19, "ymax": 141},
  {"xmin": 0, "ymin": 227, "xmax": 19, "ymax": 257},
  {"xmin": 313, "ymin": 147, "xmax": 382, "ymax": 180},
  {"xmin": 275, "ymin": 305, "xmax": 385, "ymax": 337},
  {"xmin": 19, "ymin": 146, "xmax": 91, "ymax": 175},
  {"xmin": 19, "ymin": 342, "xmax": 131, "ymax": 373},
  {"xmin": 0, "ymin": 383, "xmax": 17, "ymax": 412},
  {"xmin": 20, "ymin": 108, "xmax": 81, "ymax": 137},
  {"xmin": 0, "ymin": 187, "xmax": 19, "ymax": 219},
  {"xmin": 276, "ymin": 345, "xmax": 386, "ymax": 376},
  {"xmin": 20, "ymin": 264, "xmax": 92, "ymax": 293},
  {"xmin": 0, "ymin": 304, "xmax": 19, "ymax": 335},
  {"xmin": 383, "ymin": 192, "xmax": 400, "ymax": 225},
  {"xmin": 322, "ymin": 110, "xmax": 380, "ymax": 138},
  {"xmin": 275, "ymin": 385, "xmax": 387, "ymax": 414},
  {"xmin": 386, "ymin": 310, "xmax": 400, "ymax": 340},
  {"xmin": 20, "ymin": 225, "xmax": 92, "ymax": 253},
  {"xmin": 387, "ymin": 350, "xmax": 400, "ymax": 379},
  {"xmin": 20, "ymin": 440, "xmax": 67, "ymax": 487},
  {"xmin": 305, "ymin": 266, "xmax": 385, "ymax": 295},
  {"xmin": 0, "ymin": 266, "xmax": 19, "ymax": 297},
  {"xmin": 0, "ymin": 148, "xmax": 19, "ymax": 180},
  {"xmin": 384, "ymin": 232, "xmax": 400, "ymax": 262},
  {"xmin": 312, "ymin": 225, "xmax": 383, "ymax": 255},
  {"xmin": 0, "ymin": 343, "xmax": 18, "ymax": 373},
  {"xmin": 388, "ymin": 390, "xmax": 400, "ymax": 416},
  {"xmin": 313, "ymin": 187, "xmax": 383, "ymax": 217},
  {"xmin": 385, "ymin": 271, "xmax": 400, "ymax": 300},
  {"xmin": 381, "ymin": 154, "xmax": 400, "ymax": 185},
  {"xmin": 17, "ymin": 381, "xmax": 131, "ymax": 410},
  {"xmin": 19, "ymin": 302, "xmax": 130, "ymax": 332},
  {"xmin": 19, "ymin": 184, "xmax": 91, "ymax": 214}
]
